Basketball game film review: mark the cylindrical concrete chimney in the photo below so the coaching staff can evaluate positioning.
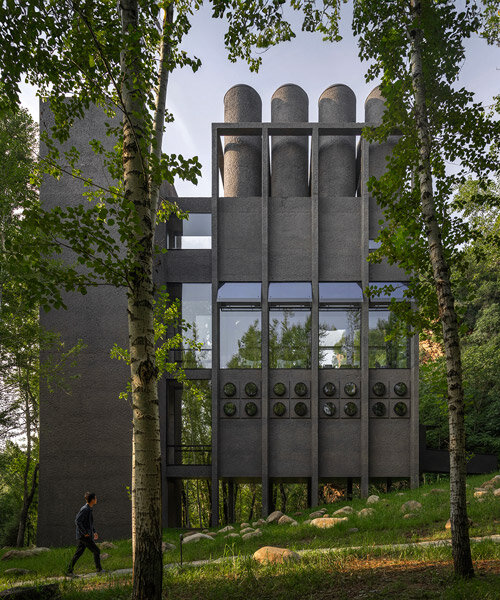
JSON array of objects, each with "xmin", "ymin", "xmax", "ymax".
[
  {"xmin": 318, "ymin": 84, "xmax": 356, "ymax": 197},
  {"xmin": 223, "ymin": 85, "xmax": 262, "ymax": 197},
  {"xmin": 364, "ymin": 86, "xmax": 398, "ymax": 180},
  {"xmin": 271, "ymin": 84, "xmax": 309, "ymax": 197}
]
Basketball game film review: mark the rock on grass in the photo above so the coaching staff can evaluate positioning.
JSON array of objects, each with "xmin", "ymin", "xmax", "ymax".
[{"xmin": 253, "ymin": 546, "xmax": 300, "ymax": 564}]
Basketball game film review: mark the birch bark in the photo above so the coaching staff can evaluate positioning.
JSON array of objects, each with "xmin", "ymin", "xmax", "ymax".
[{"xmin": 409, "ymin": 0, "xmax": 474, "ymax": 578}]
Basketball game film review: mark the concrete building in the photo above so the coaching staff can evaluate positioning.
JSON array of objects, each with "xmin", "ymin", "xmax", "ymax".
[{"xmin": 38, "ymin": 83, "xmax": 419, "ymax": 544}]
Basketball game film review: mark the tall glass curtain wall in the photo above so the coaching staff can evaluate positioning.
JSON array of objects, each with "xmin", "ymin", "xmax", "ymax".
[{"xmin": 173, "ymin": 283, "xmax": 409, "ymax": 369}]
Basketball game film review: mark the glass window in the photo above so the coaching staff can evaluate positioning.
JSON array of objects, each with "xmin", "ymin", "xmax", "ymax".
[
  {"xmin": 369, "ymin": 282, "xmax": 408, "ymax": 301},
  {"xmin": 319, "ymin": 282, "xmax": 363, "ymax": 303},
  {"xmin": 168, "ymin": 213, "xmax": 211, "ymax": 249},
  {"xmin": 180, "ymin": 380, "xmax": 211, "ymax": 465},
  {"xmin": 220, "ymin": 308, "xmax": 261, "ymax": 368},
  {"xmin": 269, "ymin": 308, "xmax": 311, "ymax": 368},
  {"xmin": 268, "ymin": 282, "xmax": 312, "ymax": 303},
  {"xmin": 181, "ymin": 283, "xmax": 212, "ymax": 368},
  {"xmin": 319, "ymin": 308, "xmax": 361, "ymax": 368},
  {"xmin": 369, "ymin": 309, "xmax": 409, "ymax": 368},
  {"xmin": 217, "ymin": 282, "xmax": 261, "ymax": 303}
]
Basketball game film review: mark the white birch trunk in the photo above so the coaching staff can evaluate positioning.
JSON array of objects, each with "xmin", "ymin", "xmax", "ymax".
[{"xmin": 409, "ymin": 0, "xmax": 474, "ymax": 578}]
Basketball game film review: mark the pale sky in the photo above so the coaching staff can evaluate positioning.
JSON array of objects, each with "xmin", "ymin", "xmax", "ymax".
[{"xmin": 20, "ymin": 2, "xmax": 499, "ymax": 197}]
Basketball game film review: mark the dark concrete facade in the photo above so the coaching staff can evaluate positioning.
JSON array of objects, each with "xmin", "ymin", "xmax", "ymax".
[{"xmin": 38, "ymin": 83, "xmax": 419, "ymax": 544}]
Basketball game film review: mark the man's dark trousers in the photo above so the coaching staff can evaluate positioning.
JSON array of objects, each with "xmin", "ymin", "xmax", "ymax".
[{"xmin": 68, "ymin": 537, "xmax": 102, "ymax": 572}]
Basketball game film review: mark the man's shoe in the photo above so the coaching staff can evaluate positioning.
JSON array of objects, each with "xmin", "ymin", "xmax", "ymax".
[
  {"xmin": 65, "ymin": 571, "xmax": 77, "ymax": 578},
  {"xmin": 96, "ymin": 569, "xmax": 107, "ymax": 575}
]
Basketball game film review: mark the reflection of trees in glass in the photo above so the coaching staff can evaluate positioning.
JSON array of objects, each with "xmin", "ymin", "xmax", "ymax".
[
  {"xmin": 181, "ymin": 284, "xmax": 212, "ymax": 368},
  {"xmin": 181, "ymin": 380, "xmax": 211, "ymax": 465},
  {"xmin": 369, "ymin": 310, "xmax": 409, "ymax": 368},
  {"xmin": 269, "ymin": 310, "xmax": 311, "ymax": 369},
  {"xmin": 226, "ymin": 320, "xmax": 262, "ymax": 368},
  {"xmin": 319, "ymin": 309, "xmax": 360, "ymax": 368}
]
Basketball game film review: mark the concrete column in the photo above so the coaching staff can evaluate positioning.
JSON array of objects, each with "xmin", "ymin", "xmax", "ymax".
[
  {"xmin": 318, "ymin": 84, "xmax": 356, "ymax": 197},
  {"xmin": 271, "ymin": 84, "xmax": 309, "ymax": 197},
  {"xmin": 364, "ymin": 86, "xmax": 398, "ymax": 178},
  {"xmin": 223, "ymin": 85, "xmax": 262, "ymax": 197}
]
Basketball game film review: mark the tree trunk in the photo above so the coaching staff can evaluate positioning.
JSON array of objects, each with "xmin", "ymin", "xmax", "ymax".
[
  {"xmin": 279, "ymin": 483, "xmax": 287, "ymax": 513},
  {"xmin": 121, "ymin": 1, "xmax": 162, "ymax": 598},
  {"xmin": 248, "ymin": 484, "xmax": 257, "ymax": 522},
  {"xmin": 17, "ymin": 463, "xmax": 39, "ymax": 547},
  {"xmin": 409, "ymin": 0, "xmax": 474, "ymax": 578}
]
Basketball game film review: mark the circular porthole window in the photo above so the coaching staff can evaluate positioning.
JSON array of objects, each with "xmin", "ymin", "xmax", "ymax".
[
  {"xmin": 372, "ymin": 382, "xmax": 386, "ymax": 397},
  {"xmin": 344, "ymin": 401, "xmax": 358, "ymax": 417},
  {"xmin": 294, "ymin": 402, "xmax": 308, "ymax": 417},
  {"xmin": 245, "ymin": 402, "xmax": 258, "ymax": 417},
  {"xmin": 223, "ymin": 382, "xmax": 237, "ymax": 397},
  {"xmin": 323, "ymin": 382, "xmax": 336, "ymax": 397},
  {"xmin": 273, "ymin": 382, "xmax": 287, "ymax": 397},
  {"xmin": 372, "ymin": 402, "xmax": 386, "ymax": 417},
  {"xmin": 223, "ymin": 402, "xmax": 236, "ymax": 417},
  {"xmin": 394, "ymin": 401, "xmax": 408, "ymax": 416},
  {"xmin": 294, "ymin": 382, "xmax": 308, "ymax": 397},
  {"xmin": 245, "ymin": 382, "xmax": 258, "ymax": 397},
  {"xmin": 273, "ymin": 402, "xmax": 286, "ymax": 417},
  {"xmin": 323, "ymin": 402, "xmax": 336, "ymax": 417},
  {"xmin": 344, "ymin": 382, "xmax": 357, "ymax": 397},
  {"xmin": 394, "ymin": 382, "xmax": 408, "ymax": 397}
]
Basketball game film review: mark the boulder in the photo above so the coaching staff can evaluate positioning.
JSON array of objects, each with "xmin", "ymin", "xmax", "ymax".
[
  {"xmin": 240, "ymin": 523, "xmax": 250, "ymax": 529},
  {"xmin": 400, "ymin": 500, "xmax": 422, "ymax": 513},
  {"xmin": 303, "ymin": 519, "xmax": 312, "ymax": 525},
  {"xmin": 332, "ymin": 506, "xmax": 354, "ymax": 517},
  {"xmin": 357, "ymin": 508, "xmax": 375, "ymax": 518},
  {"xmin": 278, "ymin": 515, "xmax": 297, "ymax": 526},
  {"xmin": 98, "ymin": 541, "xmax": 117, "ymax": 550},
  {"xmin": 480, "ymin": 482, "xmax": 495, "ymax": 490},
  {"xmin": 4, "ymin": 569, "xmax": 33, "ymax": 575},
  {"xmin": 252, "ymin": 519, "xmax": 266, "ymax": 528},
  {"xmin": 225, "ymin": 533, "xmax": 240, "ymax": 539},
  {"xmin": 403, "ymin": 513, "xmax": 415, "ymax": 519},
  {"xmin": 1, "ymin": 548, "xmax": 50, "ymax": 561},
  {"xmin": 182, "ymin": 533, "xmax": 213, "ymax": 544},
  {"xmin": 240, "ymin": 527, "xmax": 255, "ymax": 535},
  {"xmin": 493, "ymin": 488, "xmax": 500, "ymax": 497},
  {"xmin": 294, "ymin": 511, "xmax": 303, "ymax": 517},
  {"xmin": 206, "ymin": 532, "xmax": 217, "ymax": 538},
  {"xmin": 0, "ymin": 583, "xmax": 60, "ymax": 599},
  {"xmin": 182, "ymin": 531, "xmax": 199, "ymax": 539},
  {"xmin": 319, "ymin": 508, "xmax": 328, "ymax": 513},
  {"xmin": 253, "ymin": 546, "xmax": 300, "ymax": 564},
  {"xmin": 473, "ymin": 490, "xmax": 488, "ymax": 499},
  {"xmin": 162, "ymin": 542, "xmax": 175, "ymax": 552},
  {"xmin": 366, "ymin": 495, "xmax": 379, "ymax": 505},
  {"xmin": 266, "ymin": 511, "xmax": 284, "ymax": 524},
  {"xmin": 218, "ymin": 525, "xmax": 235, "ymax": 534},
  {"xmin": 202, "ymin": 529, "xmax": 209, "ymax": 534},
  {"xmin": 310, "ymin": 517, "xmax": 347, "ymax": 529},
  {"xmin": 348, "ymin": 528, "xmax": 359, "ymax": 533},
  {"xmin": 100, "ymin": 553, "xmax": 110, "ymax": 560},
  {"xmin": 308, "ymin": 511, "xmax": 324, "ymax": 519},
  {"xmin": 242, "ymin": 530, "xmax": 262, "ymax": 541}
]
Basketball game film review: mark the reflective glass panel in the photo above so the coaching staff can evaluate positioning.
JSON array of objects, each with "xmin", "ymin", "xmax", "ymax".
[
  {"xmin": 181, "ymin": 283, "xmax": 212, "ymax": 368},
  {"xmin": 368, "ymin": 309, "xmax": 409, "ymax": 368},
  {"xmin": 220, "ymin": 308, "xmax": 261, "ymax": 368},
  {"xmin": 217, "ymin": 282, "xmax": 261, "ymax": 303},
  {"xmin": 179, "ymin": 380, "xmax": 211, "ymax": 465},
  {"xmin": 170, "ymin": 214, "xmax": 211, "ymax": 249},
  {"xmin": 369, "ymin": 282, "xmax": 408, "ymax": 301},
  {"xmin": 269, "ymin": 308, "xmax": 311, "ymax": 368},
  {"xmin": 268, "ymin": 282, "xmax": 312, "ymax": 303},
  {"xmin": 319, "ymin": 308, "xmax": 361, "ymax": 368},
  {"xmin": 319, "ymin": 282, "xmax": 363, "ymax": 303}
]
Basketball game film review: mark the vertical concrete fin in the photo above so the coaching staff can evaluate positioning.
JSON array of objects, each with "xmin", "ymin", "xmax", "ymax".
[
  {"xmin": 318, "ymin": 84, "xmax": 356, "ymax": 197},
  {"xmin": 223, "ymin": 84, "xmax": 262, "ymax": 197},
  {"xmin": 271, "ymin": 84, "xmax": 309, "ymax": 197}
]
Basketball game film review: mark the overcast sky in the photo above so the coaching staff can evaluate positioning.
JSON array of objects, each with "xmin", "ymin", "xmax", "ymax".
[{"xmin": 20, "ymin": 2, "xmax": 499, "ymax": 196}]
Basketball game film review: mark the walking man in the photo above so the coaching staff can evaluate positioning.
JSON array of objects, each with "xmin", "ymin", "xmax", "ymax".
[{"xmin": 66, "ymin": 491, "xmax": 103, "ymax": 575}]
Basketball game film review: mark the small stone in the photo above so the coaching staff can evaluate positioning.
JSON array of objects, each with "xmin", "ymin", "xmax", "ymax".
[
  {"xmin": 5, "ymin": 568, "xmax": 33, "ymax": 574},
  {"xmin": 348, "ymin": 528, "xmax": 359, "ymax": 533},
  {"xmin": 422, "ymin": 493, "xmax": 429, "ymax": 497},
  {"xmin": 183, "ymin": 531, "xmax": 200, "ymax": 539},
  {"xmin": 225, "ymin": 533, "xmax": 240, "ymax": 539},
  {"xmin": 218, "ymin": 525, "xmax": 235, "ymax": 534},
  {"xmin": 403, "ymin": 513, "xmax": 415, "ymax": 519},
  {"xmin": 400, "ymin": 500, "xmax": 422, "ymax": 513},
  {"xmin": 319, "ymin": 508, "xmax": 328, "ymax": 514},
  {"xmin": 101, "ymin": 553, "xmax": 110, "ymax": 560},
  {"xmin": 240, "ymin": 527, "xmax": 255, "ymax": 535},
  {"xmin": 332, "ymin": 506, "xmax": 354, "ymax": 516},
  {"xmin": 242, "ymin": 530, "xmax": 263, "ymax": 541},
  {"xmin": 309, "ymin": 511, "xmax": 324, "ymax": 519},
  {"xmin": 357, "ymin": 508, "xmax": 375, "ymax": 518},
  {"xmin": 294, "ymin": 511, "xmax": 303, "ymax": 517},
  {"xmin": 266, "ymin": 510, "xmax": 284, "ymax": 524},
  {"xmin": 202, "ymin": 529, "xmax": 209, "ymax": 534},
  {"xmin": 182, "ymin": 533, "xmax": 213, "ymax": 544},
  {"xmin": 98, "ymin": 541, "xmax": 117, "ymax": 549},
  {"xmin": 253, "ymin": 546, "xmax": 300, "ymax": 564},
  {"xmin": 162, "ymin": 542, "xmax": 175, "ymax": 552},
  {"xmin": 493, "ymin": 488, "xmax": 500, "ymax": 497},
  {"xmin": 240, "ymin": 523, "xmax": 250, "ymax": 529},
  {"xmin": 206, "ymin": 532, "xmax": 217, "ymax": 538},
  {"xmin": 303, "ymin": 519, "xmax": 312, "ymax": 525},
  {"xmin": 397, "ymin": 492, "xmax": 405, "ymax": 496},
  {"xmin": 366, "ymin": 495, "xmax": 379, "ymax": 505},
  {"xmin": 1, "ymin": 547, "xmax": 50, "ymax": 561},
  {"xmin": 278, "ymin": 515, "xmax": 297, "ymax": 526},
  {"xmin": 310, "ymin": 517, "xmax": 347, "ymax": 529},
  {"xmin": 474, "ymin": 490, "xmax": 488, "ymax": 499}
]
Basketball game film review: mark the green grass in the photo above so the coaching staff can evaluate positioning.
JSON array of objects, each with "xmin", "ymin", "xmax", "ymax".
[{"xmin": 1, "ymin": 472, "xmax": 499, "ymax": 597}]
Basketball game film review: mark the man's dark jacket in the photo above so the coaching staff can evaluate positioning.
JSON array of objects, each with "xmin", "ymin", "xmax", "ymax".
[{"xmin": 74, "ymin": 504, "xmax": 96, "ymax": 540}]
